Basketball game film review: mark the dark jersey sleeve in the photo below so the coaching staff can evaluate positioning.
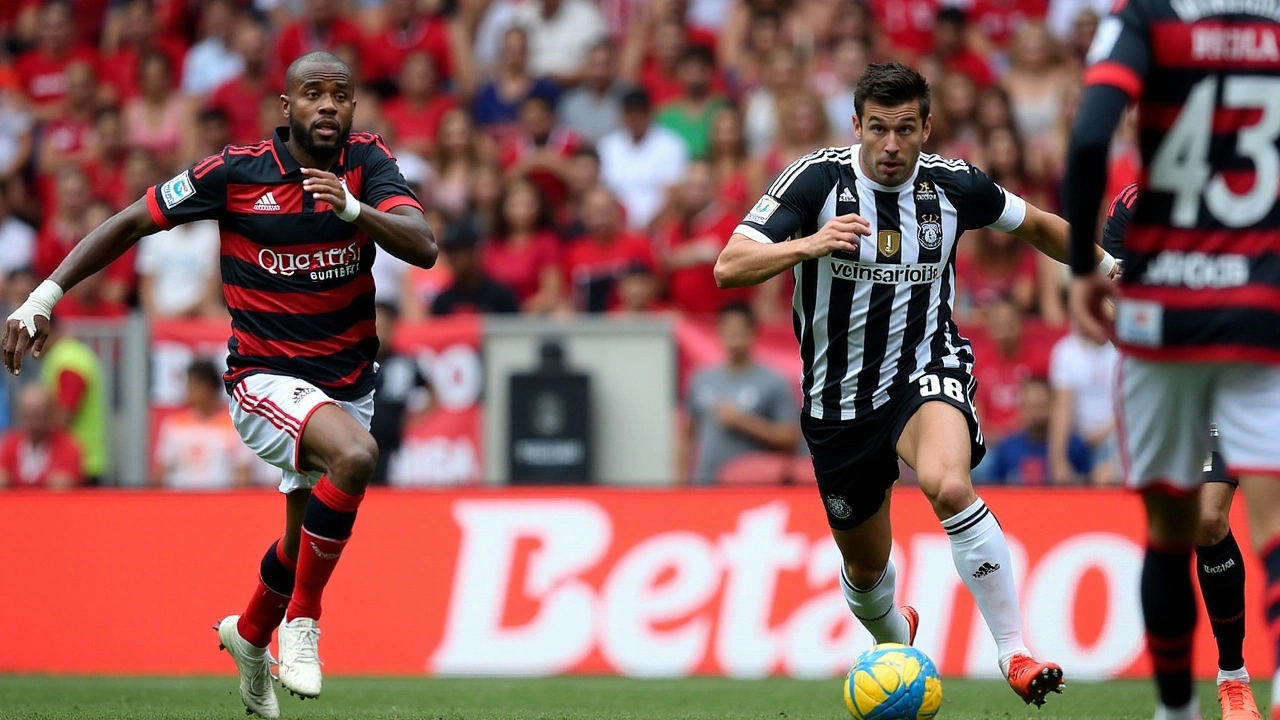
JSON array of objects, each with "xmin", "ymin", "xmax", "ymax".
[
  {"xmin": 358, "ymin": 134, "xmax": 424, "ymax": 214},
  {"xmin": 1080, "ymin": 0, "xmax": 1151, "ymax": 102},
  {"xmin": 733, "ymin": 152, "xmax": 833, "ymax": 244},
  {"xmin": 1101, "ymin": 184, "xmax": 1138, "ymax": 261},
  {"xmin": 145, "ymin": 152, "xmax": 228, "ymax": 230}
]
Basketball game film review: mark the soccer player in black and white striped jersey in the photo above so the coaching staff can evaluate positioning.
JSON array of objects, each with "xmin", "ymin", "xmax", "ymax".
[{"xmin": 715, "ymin": 62, "xmax": 1119, "ymax": 707}]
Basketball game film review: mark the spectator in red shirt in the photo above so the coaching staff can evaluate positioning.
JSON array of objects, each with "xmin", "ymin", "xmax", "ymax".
[
  {"xmin": 933, "ymin": 7, "xmax": 995, "ymax": 89},
  {"xmin": 124, "ymin": 51, "xmax": 188, "ymax": 169},
  {"xmin": 431, "ymin": 223, "xmax": 520, "ymax": 316},
  {"xmin": 705, "ymin": 107, "xmax": 752, "ymax": 213},
  {"xmin": 14, "ymin": 0, "xmax": 99, "ymax": 120},
  {"xmin": 382, "ymin": 51, "xmax": 456, "ymax": 159},
  {"xmin": 365, "ymin": 0, "xmax": 456, "ymax": 91},
  {"xmin": 971, "ymin": 296, "xmax": 1051, "ymax": 444},
  {"xmin": 967, "ymin": 0, "xmax": 1048, "ymax": 52},
  {"xmin": 83, "ymin": 107, "xmax": 131, "ymax": 210},
  {"xmin": 35, "ymin": 61, "xmax": 98, "ymax": 178},
  {"xmin": 207, "ymin": 18, "xmax": 275, "ymax": 145},
  {"xmin": 0, "ymin": 384, "xmax": 84, "ymax": 489},
  {"xmin": 656, "ymin": 160, "xmax": 750, "ymax": 315},
  {"xmin": 274, "ymin": 0, "xmax": 365, "ymax": 78},
  {"xmin": 502, "ymin": 94, "xmax": 581, "ymax": 211},
  {"xmin": 871, "ymin": 0, "xmax": 940, "ymax": 60},
  {"xmin": 954, "ymin": 226, "xmax": 1038, "ymax": 325},
  {"xmin": 482, "ymin": 178, "xmax": 563, "ymax": 313},
  {"xmin": 34, "ymin": 169, "xmax": 93, "ymax": 281},
  {"xmin": 98, "ymin": 0, "xmax": 188, "ymax": 103},
  {"xmin": 632, "ymin": 17, "xmax": 690, "ymax": 107},
  {"xmin": 563, "ymin": 187, "xmax": 655, "ymax": 313}
]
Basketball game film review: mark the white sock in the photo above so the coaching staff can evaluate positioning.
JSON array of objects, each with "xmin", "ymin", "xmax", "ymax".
[
  {"xmin": 941, "ymin": 498, "xmax": 1027, "ymax": 669},
  {"xmin": 1154, "ymin": 699, "xmax": 1200, "ymax": 720},
  {"xmin": 1217, "ymin": 666, "xmax": 1249, "ymax": 684},
  {"xmin": 840, "ymin": 560, "xmax": 910, "ymax": 645}
]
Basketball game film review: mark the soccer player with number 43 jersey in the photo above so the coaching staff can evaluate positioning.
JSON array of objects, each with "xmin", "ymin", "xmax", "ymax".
[
  {"xmin": 2, "ymin": 52, "xmax": 437, "ymax": 719},
  {"xmin": 1066, "ymin": 0, "xmax": 1280, "ymax": 717},
  {"xmin": 715, "ymin": 62, "xmax": 1119, "ymax": 708}
]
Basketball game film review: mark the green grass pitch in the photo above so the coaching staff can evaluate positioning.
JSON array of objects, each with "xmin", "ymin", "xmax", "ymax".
[{"xmin": 0, "ymin": 676, "xmax": 1264, "ymax": 720}]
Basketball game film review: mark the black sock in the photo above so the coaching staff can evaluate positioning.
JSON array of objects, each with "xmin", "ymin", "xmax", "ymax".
[
  {"xmin": 1142, "ymin": 544, "xmax": 1196, "ymax": 708},
  {"xmin": 1195, "ymin": 530, "xmax": 1246, "ymax": 672},
  {"xmin": 1263, "ymin": 541, "xmax": 1280, "ymax": 683}
]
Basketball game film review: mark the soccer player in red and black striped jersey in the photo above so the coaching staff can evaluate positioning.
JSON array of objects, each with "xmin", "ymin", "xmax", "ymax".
[
  {"xmin": 2, "ymin": 52, "xmax": 437, "ymax": 718},
  {"xmin": 1105, "ymin": 184, "xmax": 1260, "ymax": 720},
  {"xmin": 1065, "ymin": 1, "xmax": 1280, "ymax": 717}
]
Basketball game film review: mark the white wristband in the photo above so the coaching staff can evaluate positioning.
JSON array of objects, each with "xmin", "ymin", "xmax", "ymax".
[
  {"xmin": 8, "ymin": 279, "xmax": 63, "ymax": 338},
  {"xmin": 336, "ymin": 180, "xmax": 361, "ymax": 222},
  {"xmin": 1098, "ymin": 252, "xmax": 1117, "ymax": 277}
]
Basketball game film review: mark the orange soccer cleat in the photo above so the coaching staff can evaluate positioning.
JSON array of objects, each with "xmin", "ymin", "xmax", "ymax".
[
  {"xmin": 900, "ymin": 606, "xmax": 919, "ymax": 646},
  {"xmin": 1005, "ymin": 653, "xmax": 1065, "ymax": 708},
  {"xmin": 1217, "ymin": 680, "xmax": 1262, "ymax": 720}
]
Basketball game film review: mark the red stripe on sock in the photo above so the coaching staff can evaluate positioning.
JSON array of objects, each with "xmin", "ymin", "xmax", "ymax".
[
  {"xmin": 1147, "ymin": 538, "xmax": 1195, "ymax": 553},
  {"xmin": 1150, "ymin": 655, "xmax": 1194, "ymax": 672},
  {"xmin": 276, "ymin": 540, "xmax": 296, "ymax": 571},
  {"xmin": 1147, "ymin": 632, "xmax": 1194, "ymax": 650},
  {"xmin": 312, "ymin": 476, "xmax": 363, "ymax": 513}
]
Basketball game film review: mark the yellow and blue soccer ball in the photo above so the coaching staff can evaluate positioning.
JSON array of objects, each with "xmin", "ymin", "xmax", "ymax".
[{"xmin": 844, "ymin": 643, "xmax": 943, "ymax": 720}]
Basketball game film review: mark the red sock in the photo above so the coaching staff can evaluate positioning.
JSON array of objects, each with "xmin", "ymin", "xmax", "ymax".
[
  {"xmin": 237, "ymin": 540, "xmax": 296, "ymax": 648},
  {"xmin": 286, "ymin": 478, "xmax": 363, "ymax": 622}
]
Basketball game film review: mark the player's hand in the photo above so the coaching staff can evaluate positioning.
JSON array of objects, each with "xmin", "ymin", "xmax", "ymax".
[
  {"xmin": 301, "ymin": 168, "xmax": 348, "ymax": 214},
  {"xmin": 1069, "ymin": 273, "xmax": 1114, "ymax": 345},
  {"xmin": 801, "ymin": 213, "xmax": 870, "ymax": 259},
  {"xmin": 2, "ymin": 312, "xmax": 50, "ymax": 376},
  {"xmin": 715, "ymin": 402, "xmax": 745, "ymax": 430}
]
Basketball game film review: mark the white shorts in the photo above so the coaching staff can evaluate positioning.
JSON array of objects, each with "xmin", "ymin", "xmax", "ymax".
[
  {"xmin": 1117, "ymin": 357, "xmax": 1280, "ymax": 492},
  {"xmin": 229, "ymin": 374, "xmax": 375, "ymax": 493}
]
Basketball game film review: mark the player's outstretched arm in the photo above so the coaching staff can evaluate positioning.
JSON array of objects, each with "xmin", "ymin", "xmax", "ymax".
[
  {"xmin": 2, "ymin": 198, "xmax": 159, "ymax": 375},
  {"xmin": 714, "ymin": 213, "xmax": 870, "ymax": 289},
  {"xmin": 302, "ymin": 167, "xmax": 437, "ymax": 269},
  {"xmin": 1008, "ymin": 202, "xmax": 1118, "ymax": 278}
]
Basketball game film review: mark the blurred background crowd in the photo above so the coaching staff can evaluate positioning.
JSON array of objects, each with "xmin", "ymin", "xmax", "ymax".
[{"xmin": 0, "ymin": 0, "xmax": 1135, "ymax": 490}]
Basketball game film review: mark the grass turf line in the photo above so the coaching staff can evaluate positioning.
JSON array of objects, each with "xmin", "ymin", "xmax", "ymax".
[{"xmin": 0, "ymin": 677, "xmax": 1264, "ymax": 720}]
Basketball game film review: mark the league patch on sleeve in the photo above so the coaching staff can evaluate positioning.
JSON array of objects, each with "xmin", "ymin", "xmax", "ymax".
[
  {"xmin": 160, "ymin": 171, "xmax": 195, "ymax": 209},
  {"xmin": 745, "ymin": 195, "xmax": 780, "ymax": 224}
]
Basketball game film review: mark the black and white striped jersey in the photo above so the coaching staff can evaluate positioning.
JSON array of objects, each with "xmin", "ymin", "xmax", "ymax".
[{"xmin": 734, "ymin": 145, "xmax": 1028, "ymax": 421}]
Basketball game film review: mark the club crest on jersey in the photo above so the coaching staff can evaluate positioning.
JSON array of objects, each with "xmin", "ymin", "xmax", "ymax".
[
  {"xmin": 746, "ymin": 195, "xmax": 780, "ymax": 224},
  {"xmin": 918, "ymin": 214, "xmax": 943, "ymax": 251},
  {"xmin": 878, "ymin": 230, "xmax": 901, "ymax": 257},
  {"xmin": 915, "ymin": 180, "xmax": 937, "ymax": 201},
  {"xmin": 160, "ymin": 170, "xmax": 195, "ymax": 209}
]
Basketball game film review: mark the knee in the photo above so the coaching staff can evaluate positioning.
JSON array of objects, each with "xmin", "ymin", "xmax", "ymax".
[
  {"xmin": 327, "ymin": 436, "xmax": 379, "ymax": 490},
  {"xmin": 1195, "ymin": 509, "xmax": 1231, "ymax": 547},
  {"xmin": 919, "ymin": 470, "xmax": 977, "ymax": 519},
  {"xmin": 843, "ymin": 559, "xmax": 888, "ymax": 591}
]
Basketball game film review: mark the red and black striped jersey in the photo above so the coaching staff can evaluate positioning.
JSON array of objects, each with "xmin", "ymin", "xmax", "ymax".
[
  {"xmin": 1084, "ymin": 0, "xmax": 1280, "ymax": 363},
  {"xmin": 145, "ymin": 127, "xmax": 423, "ymax": 400}
]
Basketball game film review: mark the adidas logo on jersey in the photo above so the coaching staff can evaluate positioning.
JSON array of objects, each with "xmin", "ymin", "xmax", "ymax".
[
  {"xmin": 254, "ymin": 192, "xmax": 281, "ymax": 212},
  {"xmin": 972, "ymin": 562, "xmax": 1001, "ymax": 579},
  {"xmin": 838, "ymin": 187, "xmax": 856, "ymax": 203}
]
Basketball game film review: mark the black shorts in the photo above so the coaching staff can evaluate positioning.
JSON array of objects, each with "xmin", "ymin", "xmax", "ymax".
[
  {"xmin": 802, "ymin": 368, "xmax": 986, "ymax": 530},
  {"xmin": 1203, "ymin": 428, "xmax": 1237, "ymax": 485}
]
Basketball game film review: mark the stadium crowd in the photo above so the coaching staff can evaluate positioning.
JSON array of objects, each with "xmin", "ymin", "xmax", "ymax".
[{"xmin": 0, "ymin": 0, "xmax": 1134, "ymax": 488}]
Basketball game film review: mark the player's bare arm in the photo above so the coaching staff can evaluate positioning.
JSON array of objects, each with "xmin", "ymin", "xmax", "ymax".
[
  {"xmin": 1008, "ymin": 202, "xmax": 1118, "ymax": 277},
  {"xmin": 301, "ymin": 167, "xmax": 437, "ymax": 269},
  {"xmin": 713, "ymin": 213, "xmax": 871, "ymax": 289},
  {"xmin": 2, "ymin": 198, "xmax": 159, "ymax": 375}
]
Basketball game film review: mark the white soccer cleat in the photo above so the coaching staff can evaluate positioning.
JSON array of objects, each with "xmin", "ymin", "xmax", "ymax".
[
  {"xmin": 215, "ymin": 615, "xmax": 279, "ymax": 719},
  {"xmin": 277, "ymin": 616, "xmax": 323, "ymax": 699}
]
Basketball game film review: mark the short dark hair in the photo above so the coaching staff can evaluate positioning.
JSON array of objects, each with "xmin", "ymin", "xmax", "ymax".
[
  {"xmin": 285, "ymin": 51, "xmax": 351, "ymax": 92},
  {"xmin": 187, "ymin": 359, "xmax": 222, "ymax": 389},
  {"xmin": 719, "ymin": 299, "xmax": 756, "ymax": 328},
  {"xmin": 621, "ymin": 88, "xmax": 652, "ymax": 113},
  {"xmin": 678, "ymin": 45, "xmax": 715, "ymax": 69},
  {"xmin": 854, "ymin": 62, "xmax": 931, "ymax": 121}
]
